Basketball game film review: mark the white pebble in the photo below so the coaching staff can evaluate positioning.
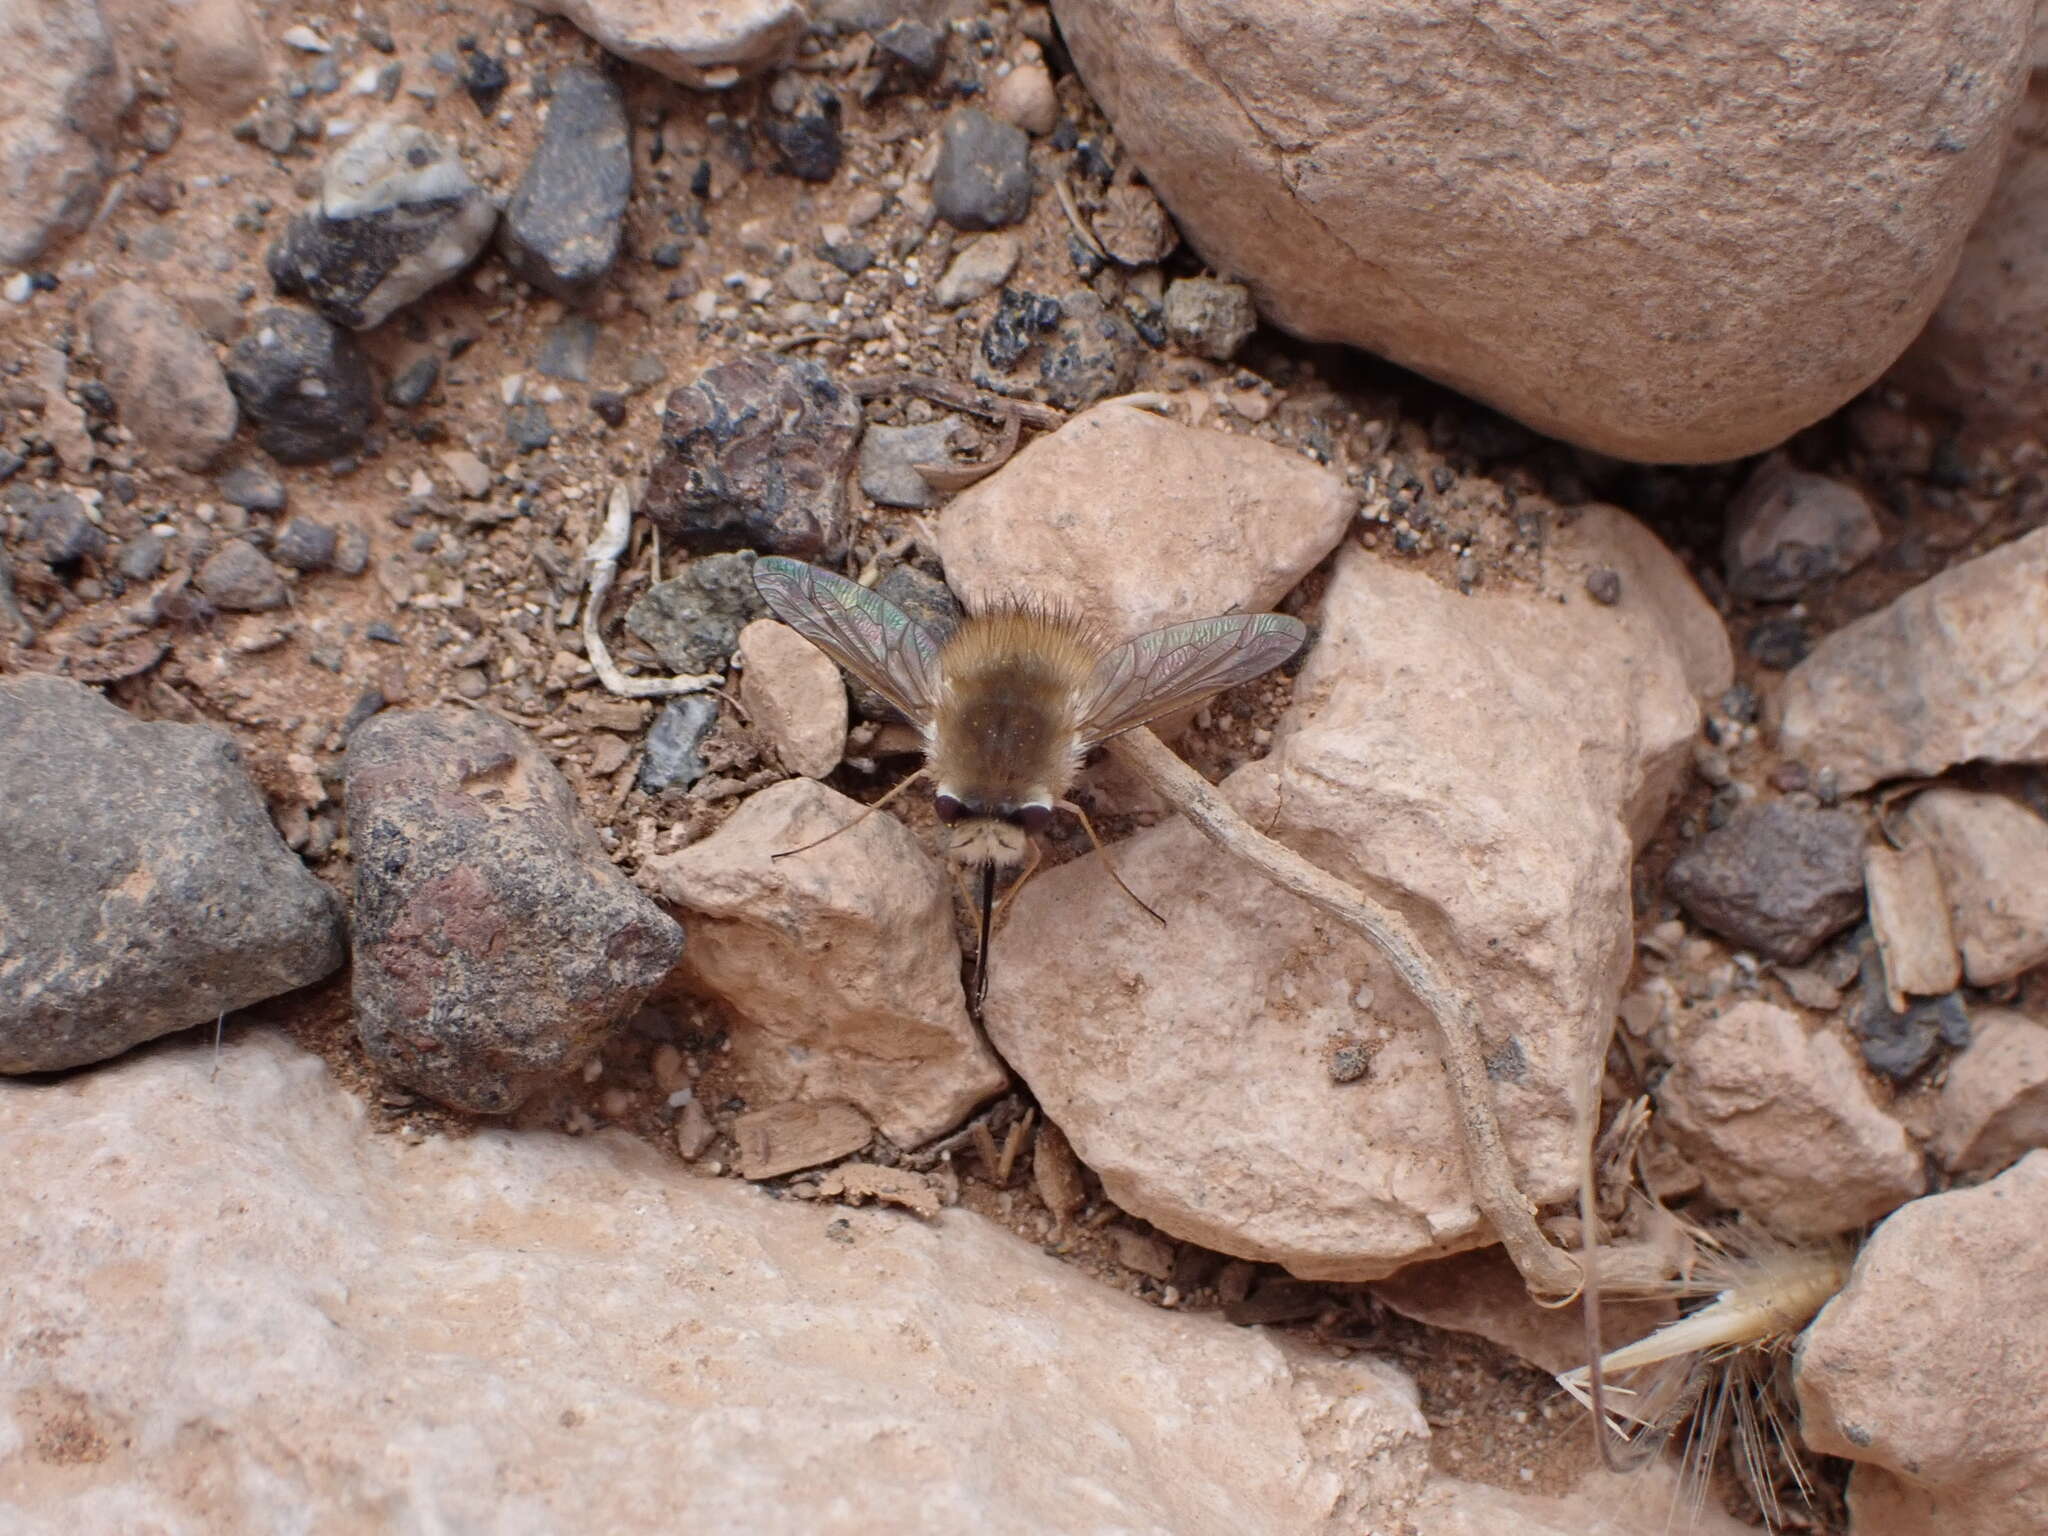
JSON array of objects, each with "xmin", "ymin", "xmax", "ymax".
[
  {"xmin": 349, "ymin": 66, "xmax": 383, "ymax": 95},
  {"xmin": 2, "ymin": 272, "xmax": 32, "ymax": 304},
  {"xmin": 281, "ymin": 23, "xmax": 330, "ymax": 51}
]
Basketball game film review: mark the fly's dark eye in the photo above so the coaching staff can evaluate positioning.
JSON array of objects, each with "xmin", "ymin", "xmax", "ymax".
[
  {"xmin": 1016, "ymin": 804, "xmax": 1053, "ymax": 834},
  {"xmin": 933, "ymin": 793, "xmax": 964, "ymax": 824}
]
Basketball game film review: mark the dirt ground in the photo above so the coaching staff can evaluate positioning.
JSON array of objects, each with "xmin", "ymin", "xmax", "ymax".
[{"xmin": 11, "ymin": 1, "xmax": 2046, "ymax": 1527}]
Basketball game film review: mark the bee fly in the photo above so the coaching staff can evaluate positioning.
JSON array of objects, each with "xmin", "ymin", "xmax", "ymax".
[{"xmin": 753, "ymin": 557, "xmax": 1309, "ymax": 1010}]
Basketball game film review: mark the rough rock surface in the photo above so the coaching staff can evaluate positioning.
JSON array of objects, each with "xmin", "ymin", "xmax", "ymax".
[
  {"xmin": 936, "ymin": 401, "xmax": 1352, "ymax": 635},
  {"xmin": 499, "ymin": 66, "xmax": 632, "ymax": 304},
  {"xmin": 0, "ymin": 0, "xmax": 131, "ymax": 266},
  {"xmin": 1050, "ymin": 0, "xmax": 2031, "ymax": 462},
  {"xmin": 267, "ymin": 122, "xmax": 497, "ymax": 330},
  {"xmin": 646, "ymin": 778, "xmax": 1006, "ymax": 1147},
  {"xmin": 1371, "ymin": 1248, "xmax": 1673, "ymax": 1375},
  {"xmin": 1902, "ymin": 787, "xmax": 2048, "ymax": 985},
  {"xmin": 931, "ymin": 106, "xmax": 1033, "ymax": 231},
  {"xmin": 858, "ymin": 415, "xmax": 967, "ymax": 509},
  {"xmin": 1932, "ymin": 1008, "xmax": 2048, "ymax": 1175},
  {"xmin": 1653, "ymin": 1001, "xmax": 1924, "ymax": 1236},
  {"xmin": 1779, "ymin": 525, "xmax": 2048, "ymax": 792},
  {"xmin": 642, "ymin": 353, "xmax": 861, "ymax": 560},
  {"xmin": 622, "ymin": 551, "xmax": 766, "ymax": 674},
  {"xmin": 0, "ymin": 1032, "xmax": 1435, "ymax": 1533},
  {"xmin": 224, "ymin": 307, "xmax": 376, "ymax": 465},
  {"xmin": 1664, "ymin": 801, "xmax": 1867, "ymax": 963},
  {"xmin": 1798, "ymin": 1153, "xmax": 2048, "ymax": 1536},
  {"xmin": 0, "ymin": 676, "xmax": 343, "ymax": 1074},
  {"xmin": 85, "ymin": 283, "xmax": 238, "ymax": 473},
  {"xmin": 100, "ymin": 0, "xmax": 268, "ymax": 109},
  {"xmin": 1549, "ymin": 502, "xmax": 1736, "ymax": 705},
  {"xmin": 195, "ymin": 539, "xmax": 287, "ymax": 612},
  {"xmin": 345, "ymin": 708, "xmax": 683, "ymax": 1114},
  {"xmin": 738, "ymin": 619, "xmax": 847, "ymax": 779},
  {"xmin": 1411, "ymin": 1468, "xmax": 1756, "ymax": 1536},
  {"xmin": 522, "ymin": 0, "xmax": 803, "ymax": 87},
  {"xmin": 1721, "ymin": 455, "xmax": 1882, "ymax": 601},
  {"xmin": 984, "ymin": 538, "xmax": 1702, "ymax": 1277}
]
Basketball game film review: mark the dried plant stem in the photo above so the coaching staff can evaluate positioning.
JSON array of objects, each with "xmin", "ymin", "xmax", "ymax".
[
  {"xmin": 583, "ymin": 484, "xmax": 723, "ymax": 699},
  {"xmin": 1109, "ymin": 726, "xmax": 1583, "ymax": 1297}
]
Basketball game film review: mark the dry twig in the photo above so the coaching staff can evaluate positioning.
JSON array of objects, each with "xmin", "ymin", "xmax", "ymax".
[
  {"xmin": 1108, "ymin": 726, "xmax": 1583, "ymax": 1297},
  {"xmin": 582, "ymin": 484, "xmax": 723, "ymax": 700}
]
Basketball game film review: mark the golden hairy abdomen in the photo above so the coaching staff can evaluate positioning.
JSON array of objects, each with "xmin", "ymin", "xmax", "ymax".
[{"xmin": 931, "ymin": 608, "xmax": 1102, "ymax": 804}]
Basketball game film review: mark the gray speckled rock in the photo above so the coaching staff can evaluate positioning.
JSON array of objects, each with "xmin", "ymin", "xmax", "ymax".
[
  {"xmin": 499, "ymin": 67, "xmax": 632, "ymax": 304},
  {"xmin": 931, "ymin": 107, "xmax": 1032, "ymax": 231},
  {"xmin": 267, "ymin": 121, "xmax": 497, "ymax": 331},
  {"xmin": 345, "ymin": 707, "xmax": 683, "ymax": 1113},
  {"xmin": 0, "ymin": 0, "xmax": 131, "ymax": 266},
  {"xmin": 0, "ymin": 676, "xmax": 344, "ymax": 1074},
  {"xmin": 224, "ymin": 307, "xmax": 376, "ymax": 465},
  {"xmin": 1665, "ymin": 800, "xmax": 1867, "ymax": 963},
  {"xmin": 623, "ymin": 551, "xmax": 766, "ymax": 674}
]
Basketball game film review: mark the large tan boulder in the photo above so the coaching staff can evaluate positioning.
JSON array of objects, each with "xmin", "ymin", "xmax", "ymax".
[{"xmin": 1051, "ymin": 0, "xmax": 2032, "ymax": 462}]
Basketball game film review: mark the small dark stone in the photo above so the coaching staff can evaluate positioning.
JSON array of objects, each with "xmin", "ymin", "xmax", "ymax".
[
  {"xmin": 29, "ymin": 494, "xmax": 107, "ymax": 566},
  {"xmin": 1038, "ymin": 289, "xmax": 1138, "ymax": 411},
  {"xmin": 306, "ymin": 58, "xmax": 341, "ymax": 96},
  {"xmin": 874, "ymin": 18, "xmax": 945, "ymax": 81},
  {"xmin": 365, "ymin": 620, "xmax": 401, "ymax": 643},
  {"xmin": 345, "ymin": 707, "xmax": 684, "ymax": 1113},
  {"xmin": 1746, "ymin": 616, "xmax": 1812, "ymax": 671},
  {"xmin": 590, "ymin": 391, "xmax": 629, "ymax": 428},
  {"xmin": 1585, "ymin": 567, "xmax": 1622, "ymax": 605},
  {"xmin": 535, "ymin": 315, "xmax": 599, "ymax": 382},
  {"xmin": 462, "ymin": 49, "xmax": 509, "ymax": 115},
  {"xmin": 362, "ymin": 22, "xmax": 394, "ymax": 52},
  {"xmin": 1721, "ymin": 682, "xmax": 1761, "ymax": 723},
  {"xmin": 1073, "ymin": 138, "xmax": 1115, "ymax": 184},
  {"xmin": 218, "ymin": 462, "xmax": 288, "ymax": 512},
  {"xmin": 266, "ymin": 123, "xmax": 496, "ymax": 331},
  {"xmin": 106, "ymin": 472, "xmax": 137, "ymax": 505},
  {"xmin": 115, "ymin": 536, "xmax": 168, "ymax": 583},
  {"xmin": 649, "ymin": 240, "xmax": 685, "ymax": 269},
  {"xmin": 690, "ymin": 159, "xmax": 713, "ymax": 198},
  {"xmin": 764, "ymin": 75, "xmax": 843, "ymax": 183},
  {"xmin": 225, "ymin": 307, "xmax": 376, "ymax": 465},
  {"xmin": 640, "ymin": 353, "xmax": 860, "ymax": 559},
  {"xmin": 332, "ymin": 523, "xmax": 370, "ymax": 575},
  {"xmin": 1328, "ymin": 1043, "xmax": 1371, "ymax": 1084},
  {"xmin": 1850, "ymin": 948, "xmax": 1972, "ymax": 1082},
  {"xmin": 385, "ymin": 355, "xmax": 440, "ymax": 407},
  {"xmin": 76, "ymin": 380, "xmax": 115, "ymax": 417},
  {"xmin": 981, "ymin": 287, "xmax": 1063, "ymax": 371},
  {"xmin": 638, "ymin": 694, "xmax": 720, "ymax": 792},
  {"xmin": 0, "ymin": 449, "xmax": 23, "ymax": 483},
  {"xmin": 341, "ymin": 687, "xmax": 387, "ymax": 737},
  {"xmin": 0, "ymin": 675, "xmax": 345, "ymax": 1073},
  {"xmin": 272, "ymin": 516, "xmax": 338, "ymax": 571},
  {"xmin": 507, "ymin": 403, "xmax": 553, "ymax": 451},
  {"xmin": 820, "ymin": 240, "xmax": 873, "ymax": 275},
  {"xmin": 499, "ymin": 66, "xmax": 632, "ymax": 304},
  {"xmin": 931, "ymin": 107, "xmax": 1032, "ymax": 231},
  {"xmin": 623, "ymin": 552, "xmax": 766, "ymax": 674},
  {"xmin": 1666, "ymin": 800, "xmax": 1867, "ymax": 963},
  {"xmin": 196, "ymin": 539, "xmax": 288, "ymax": 611}
]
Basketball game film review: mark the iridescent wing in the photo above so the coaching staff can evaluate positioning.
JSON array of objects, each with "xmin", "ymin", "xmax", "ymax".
[
  {"xmin": 1076, "ymin": 612, "xmax": 1308, "ymax": 746},
  {"xmin": 753, "ymin": 557, "xmax": 943, "ymax": 728}
]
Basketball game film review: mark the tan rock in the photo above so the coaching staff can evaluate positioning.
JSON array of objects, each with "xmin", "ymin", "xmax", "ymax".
[
  {"xmin": 1779, "ymin": 526, "xmax": 2048, "ymax": 793},
  {"xmin": 989, "ymin": 59, "xmax": 1058, "ymax": 137},
  {"xmin": 1902, "ymin": 787, "xmax": 2048, "ymax": 985},
  {"xmin": 733, "ymin": 1098, "xmax": 874, "ymax": 1179},
  {"xmin": 739, "ymin": 618, "xmax": 847, "ymax": 780},
  {"xmin": 523, "ymin": 0, "xmax": 803, "ymax": 86},
  {"xmin": 645, "ymin": 778, "xmax": 1005, "ymax": 1146},
  {"xmin": 1052, "ymin": 0, "xmax": 2030, "ymax": 463},
  {"xmin": 0, "ymin": 0, "xmax": 130, "ymax": 266},
  {"xmin": 1411, "ymin": 1466, "xmax": 1757, "ymax": 1536},
  {"xmin": 102, "ymin": 0, "xmax": 268, "ymax": 109},
  {"xmin": 1653, "ymin": 1001, "xmax": 1924, "ymax": 1236},
  {"xmin": 0, "ymin": 1032, "xmax": 1435, "ymax": 1532},
  {"xmin": 1797, "ymin": 1153, "xmax": 2048, "ymax": 1536},
  {"xmin": 935, "ymin": 400, "xmax": 1353, "ymax": 638},
  {"xmin": 1864, "ymin": 841, "xmax": 1961, "ymax": 1006},
  {"xmin": 983, "ymin": 540, "xmax": 1701, "ymax": 1278},
  {"xmin": 1932, "ymin": 1008, "xmax": 2048, "ymax": 1174},
  {"xmin": 1372, "ymin": 1247, "xmax": 1674, "ymax": 1376},
  {"xmin": 86, "ymin": 282, "xmax": 238, "ymax": 472}
]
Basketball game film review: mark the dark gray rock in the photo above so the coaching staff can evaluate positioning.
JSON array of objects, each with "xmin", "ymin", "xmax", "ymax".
[
  {"xmin": 981, "ymin": 287, "xmax": 1060, "ymax": 370},
  {"xmin": 623, "ymin": 552, "xmax": 766, "ymax": 674},
  {"xmin": 639, "ymin": 694, "xmax": 719, "ymax": 792},
  {"xmin": 196, "ymin": 539, "xmax": 288, "ymax": 610},
  {"xmin": 1666, "ymin": 800, "xmax": 1867, "ymax": 963},
  {"xmin": 506, "ymin": 402, "xmax": 553, "ymax": 451},
  {"xmin": 764, "ymin": 75, "xmax": 842, "ymax": 182},
  {"xmin": 225, "ymin": 307, "xmax": 376, "ymax": 464},
  {"xmin": 461, "ymin": 46, "xmax": 508, "ymax": 115},
  {"xmin": 874, "ymin": 18, "xmax": 944, "ymax": 83},
  {"xmin": 499, "ymin": 66, "xmax": 632, "ymax": 304},
  {"xmin": 641, "ymin": 352, "xmax": 860, "ymax": 559},
  {"xmin": 535, "ymin": 314, "xmax": 598, "ymax": 382},
  {"xmin": 1850, "ymin": 942, "xmax": 1971, "ymax": 1082},
  {"xmin": 384, "ymin": 354, "xmax": 439, "ymax": 407},
  {"xmin": 858, "ymin": 415, "xmax": 963, "ymax": 509},
  {"xmin": 932, "ymin": 107, "xmax": 1032, "ymax": 231},
  {"xmin": 266, "ymin": 123, "xmax": 496, "ymax": 331},
  {"xmin": 1162, "ymin": 276, "xmax": 1256, "ymax": 362},
  {"xmin": 115, "ymin": 535, "xmax": 167, "ymax": 583},
  {"xmin": 218, "ymin": 461, "xmax": 287, "ymax": 512},
  {"xmin": 1722, "ymin": 455, "xmax": 1883, "ymax": 602},
  {"xmin": 0, "ymin": 676, "xmax": 345, "ymax": 1073},
  {"xmin": 1039, "ymin": 289, "xmax": 1138, "ymax": 411},
  {"xmin": 271, "ymin": 516, "xmax": 338, "ymax": 572},
  {"xmin": 345, "ymin": 707, "xmax": 684, "ymax": 1113},
  {"xmin": 24, "ymin": 492, "xmax": 106, "ymax": 566}
]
